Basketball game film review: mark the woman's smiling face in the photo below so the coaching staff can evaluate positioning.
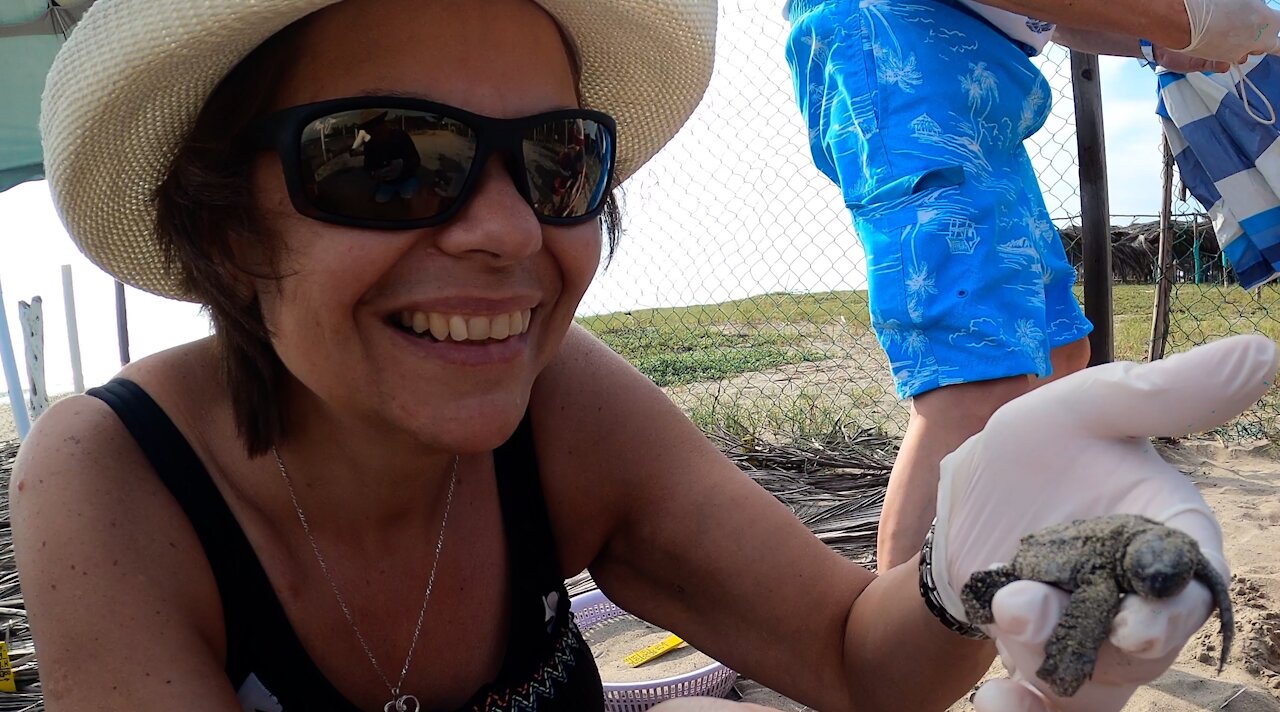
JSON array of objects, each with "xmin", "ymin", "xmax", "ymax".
[{"xmin": 249, "ymin": 0, "xmax": 603, "ymax": 451}]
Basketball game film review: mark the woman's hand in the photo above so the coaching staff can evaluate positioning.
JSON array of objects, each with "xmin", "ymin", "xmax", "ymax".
[{"xmin": 928, "ymin": 334, "xmax": 1277, "ymax": 711}]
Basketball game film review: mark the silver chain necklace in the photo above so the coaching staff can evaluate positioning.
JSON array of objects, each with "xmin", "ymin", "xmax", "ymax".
[{"xmin": 273, "ymin": 448, "xmax": 459, "ymax": 712}]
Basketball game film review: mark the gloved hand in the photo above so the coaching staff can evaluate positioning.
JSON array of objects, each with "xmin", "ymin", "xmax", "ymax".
[
  {"xmin": 1153, "ymin": 45, "xmax": 1231, "ymax": 73},
  {"xmin": 928, "ymin": 334, "xmax": 1278, "ymax": 711},
  {"xmin": 1177, "ymin": 0, "xmax": 1280, "ymax": 63}
]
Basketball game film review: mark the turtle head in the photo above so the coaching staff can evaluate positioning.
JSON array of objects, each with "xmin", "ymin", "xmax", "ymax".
[{"xmin": 1122, "ymin": 529, "xmax": 1197, "ymax": 599}]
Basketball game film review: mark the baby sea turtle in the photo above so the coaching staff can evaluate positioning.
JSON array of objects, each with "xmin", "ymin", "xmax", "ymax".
[{"xmin": 960, "ymin": 513, "xmax": 1232, "ymax": 698}]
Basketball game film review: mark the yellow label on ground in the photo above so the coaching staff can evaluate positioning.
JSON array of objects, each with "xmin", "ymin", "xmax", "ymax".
[
  {"xmin": 0, "ymin": 641, "xmax": 16, "ymax": 692},
  {"xmin": 622, "ymin": 634, "xmax": 685, "ymax": 668}
]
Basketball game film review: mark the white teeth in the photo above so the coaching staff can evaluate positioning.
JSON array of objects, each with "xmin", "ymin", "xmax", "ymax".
[
  {"xmin": 490, "ymin": 313, "xmax": 510, "ymax": 340},
  {"xmin": 448, "ymin": 315, "xmax": 469, "ymax": 341},
  {"xmin": 429, "ymin": 312, "xmax": 449, "ymax": 341},
  {"xmin": 403, "ymin": 309, "xmax": 533, "ymax": 341}
]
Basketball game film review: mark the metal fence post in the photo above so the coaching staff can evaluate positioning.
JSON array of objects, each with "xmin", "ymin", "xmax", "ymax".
[
  {"xmin": 62, "ymin": 265, "xmax": 85, "ymax": 393},
  {"xmin": 1071, "ymin": 50, "xmax": 1114, "ymax": 365},
  {"xmin": 1149, "ymin": 137, "xmax": 1175, "ymax": 361},
  {"xmin": 0, "ymin": 278, "xmax": 32, "ymax": 441},
  {"xmin": 115, "ymin": 280, "xmax": 131, "ymax": 366}
]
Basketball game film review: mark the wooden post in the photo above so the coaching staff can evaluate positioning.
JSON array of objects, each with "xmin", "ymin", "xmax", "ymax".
[
  {"xmin": 62, "ymin": 265, "xmax": 85, "ymax": 393},
  {"xmin": 1072, "ymin": 51, "xmax": 1114, "ymax": 366},
  {"xmin": 115, "ymin": 280, "xmax": 131, "ymax": 366},
  {"xmin": 0, "ymin": 278, "xmax": 32, "ymax": 441},
  {"xmin": 18, "ymin": 297, "xmax": 47, "ymax": 420},
  {"xmin": 1149, "ymin": 137, "xmax": 1175, "ymax": 362}
]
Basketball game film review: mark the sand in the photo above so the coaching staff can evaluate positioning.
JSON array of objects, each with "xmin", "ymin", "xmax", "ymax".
[
  {"xmin": 583, "ymin": 615, "xmax": 718, "ymax": 683},
  {"xmin": 1, "ymin": 393, "xmax": 74, "ymax": 445},
  {"xmin": 1, "ymin": 401, "xmax": 18, "ymax": 445}
]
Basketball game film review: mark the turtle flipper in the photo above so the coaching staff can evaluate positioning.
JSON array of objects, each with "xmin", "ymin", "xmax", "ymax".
[
  {"xmin": 1038, "ymin": 578, "xmax": 1122, "ymax": 698},
  {"xmin": 1195, "ymin": 556, "xmax": 1234, "ymax": 673},
  {"xmin": 961, "ymin": 566, "xmax": 1019, "ymax": 626}
]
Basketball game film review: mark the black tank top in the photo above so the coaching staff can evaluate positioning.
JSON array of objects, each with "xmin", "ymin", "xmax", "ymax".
[{"xmin": 88, "ymin": 379, "xmax": 606, "ymax": 712}]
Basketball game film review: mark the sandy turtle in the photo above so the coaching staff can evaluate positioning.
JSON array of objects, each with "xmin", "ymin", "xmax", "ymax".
[{"xmin": 960, "ymin": 513, "xmax": 1233, "ymax": 698}]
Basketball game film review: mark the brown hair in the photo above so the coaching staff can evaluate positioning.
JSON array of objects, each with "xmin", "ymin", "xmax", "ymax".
[{"xmin": 154, "ymin": 17, "xmax": 622, "ymax": 457}]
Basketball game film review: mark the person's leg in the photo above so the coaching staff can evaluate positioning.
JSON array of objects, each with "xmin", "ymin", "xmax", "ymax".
[
  {"xmin": 785, "ymin": 0, "xmax": 1071, "ymax": 570},
  {"xmin": 878, "ymin": 375, "xmax": 1031, "ymax": 571},
  {"xmin": 1032, "ymin": 336, "xmax": 1091, "ymax": 388},
  {"xmin": 879, "ymin": 332, "xmax": 1089, "ymax": 572},
  {"xmin": 805, "ymin": 2, "xmax": 1057, "ymax": 570}
]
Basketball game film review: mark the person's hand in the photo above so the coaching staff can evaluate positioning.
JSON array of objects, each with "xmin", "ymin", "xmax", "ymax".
[
  {"xmin": 1177, "ymin": 0, "xmax": 1280, "ymax": 63},
  {"xmin": 1153, "ymin": 45, "xmax": 1231, "ymax": 73},
  {"xmin": 928, "ymin": 334, "xmax": 1278, "ymax": 711}
]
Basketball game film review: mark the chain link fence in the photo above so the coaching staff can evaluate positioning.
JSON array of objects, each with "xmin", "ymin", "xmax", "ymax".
[
  {"xmin": 1162, "ymin": 199, "xmax": 1280, "ymax": 440},
  {"xmin": 577, "ymin": 0, "xmax": 1279, "ymax": 441}
]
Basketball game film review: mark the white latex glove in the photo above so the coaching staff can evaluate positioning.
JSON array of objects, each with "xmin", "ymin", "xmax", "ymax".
[
  {"xmin": 1178, "ymin": 0, "xmax": 1280, "ymax": 62},
  {"xmin": 929, "ymin": 334, "xmax": 1278, "ymax": 712}
]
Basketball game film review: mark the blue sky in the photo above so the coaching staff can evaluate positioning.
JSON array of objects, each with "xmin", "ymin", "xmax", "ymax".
[{"xmin": 0, "ymin": 1, "xmax": 1179, "ymax": 400}]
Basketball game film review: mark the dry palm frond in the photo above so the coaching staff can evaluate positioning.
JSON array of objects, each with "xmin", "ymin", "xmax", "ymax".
[{"xmin": 0, "ymin": 441, "xmax": 42, "ymax": 711}]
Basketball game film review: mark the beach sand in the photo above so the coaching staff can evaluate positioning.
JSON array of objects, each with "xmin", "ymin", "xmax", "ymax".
[{"xmin": 1, "ymin": 401, "xmax": 19, "ymax": 444}]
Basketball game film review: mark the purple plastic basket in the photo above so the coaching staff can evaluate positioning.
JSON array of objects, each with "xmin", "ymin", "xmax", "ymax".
[{"xmin": 571, "ymin": 589, "xmax": 738, "ymax": 712}]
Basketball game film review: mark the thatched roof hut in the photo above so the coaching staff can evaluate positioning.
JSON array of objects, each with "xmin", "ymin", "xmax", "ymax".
[{"xmin": 1058, "ymin": 218, "xmax": 1229, "ymax": 285}]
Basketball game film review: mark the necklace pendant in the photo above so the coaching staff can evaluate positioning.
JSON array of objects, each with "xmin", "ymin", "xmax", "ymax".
[{"xmin": 385, "ymin": 694, "xmax": 420, "ymax": 712}]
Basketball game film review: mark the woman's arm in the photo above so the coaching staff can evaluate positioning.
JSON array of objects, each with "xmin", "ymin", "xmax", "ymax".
[
  {"xmin": 985, "ymin": 0, "xmax": 1279, "ymax": 62},
  {"xmin": 533, "ymin": 326, "xmax": 992, "ymax": 711},
  {"xmin": 1050, "ymin": 25, "xmax": 1231, "ymax": 72},
  {"xmin": 12, "ymin": 397, "xmax": 241, "ymax": 711},
  {"xmin": 1049, "ymin": 26, "xmax": 1144, "ymax": 56},
  {"xmin": 985, "ymin": 0, "xmax": 1192, "ymax": 48}
]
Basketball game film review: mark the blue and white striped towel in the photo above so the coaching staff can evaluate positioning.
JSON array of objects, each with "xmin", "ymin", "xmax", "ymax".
[{"xmin": 1157, "ymin": 55, "xmax": 1280, "ymax": 289}]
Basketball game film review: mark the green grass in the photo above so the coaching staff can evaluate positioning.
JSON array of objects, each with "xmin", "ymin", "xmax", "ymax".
[
  {"xmin": 577, "ymin": 283, "xmax": 1280, "ymax": 438},
  {"xmin": 579, "ymin": 291, "xmax": 873, "ymax": 333},
  {"xmin": 1081, "ymin": 283, "xmax": 1280, "ymax": 363},
  {"xmin": 679, "ymin": 390, "xmax": 888, "ymax": 440},
  {"xmin": 584, "ymin": 321, "xmax": 825, "ymax": 387}
]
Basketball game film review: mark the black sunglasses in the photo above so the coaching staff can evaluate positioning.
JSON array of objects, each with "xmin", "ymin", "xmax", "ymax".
[{"xmin": 247, "ymin": 96, "xmax": 617, "ymax": 229}]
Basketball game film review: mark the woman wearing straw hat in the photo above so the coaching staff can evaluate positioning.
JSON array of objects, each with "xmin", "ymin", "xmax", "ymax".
[{"xmin": 10, "ymin": 1, "xmax": 1275, "ymax": 711}]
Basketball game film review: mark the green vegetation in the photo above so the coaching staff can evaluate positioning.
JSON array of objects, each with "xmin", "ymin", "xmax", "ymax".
[
  {"xmin": 583, "ymin": 320, "xmax": 825, "ymax": 387},
  {"xmin": 577, "ymin": 283, "xmax": 1280, "ymax": 439}
]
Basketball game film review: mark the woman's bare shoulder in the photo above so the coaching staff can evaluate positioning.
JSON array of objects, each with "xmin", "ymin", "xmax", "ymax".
[
  {"xmin": 10, "ymin": 368, "xmax": 236, "ymax": 708},
  {"xmin": 526, "ymin": 324, "xmax": 734, "ymax": 574}
]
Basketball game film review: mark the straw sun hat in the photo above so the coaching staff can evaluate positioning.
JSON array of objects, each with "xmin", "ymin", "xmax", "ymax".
[{"xmin": 40, "ymin": 0, "xmax": 717, "ymax": 301}]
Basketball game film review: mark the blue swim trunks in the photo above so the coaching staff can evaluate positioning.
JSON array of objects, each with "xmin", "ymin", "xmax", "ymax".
[{"xmin": 786, "ymin": 0, "xmax": 1093, "ymax": 399}]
